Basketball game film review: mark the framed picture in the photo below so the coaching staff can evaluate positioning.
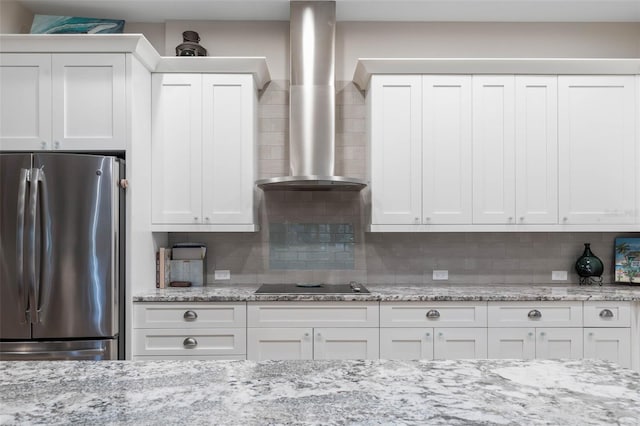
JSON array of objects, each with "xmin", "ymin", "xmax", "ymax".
[
  {"xmin": 614, "ymin": 237, "xmax": 640, "ymax": 284},
  {"xmin": 30, "ymin": 15, "xmax": 124, "ymax": 34}
]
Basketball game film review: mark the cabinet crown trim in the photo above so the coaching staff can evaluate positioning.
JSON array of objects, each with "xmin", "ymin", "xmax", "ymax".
[{"xmin": 353, "ymin": 58, "xmax": 640, "ymax": 90}]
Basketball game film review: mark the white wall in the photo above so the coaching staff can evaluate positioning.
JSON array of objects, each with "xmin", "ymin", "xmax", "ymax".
[
  {"xmin": 0, "ymin": 0, "xmax": 33, "ymax": 33},
  {"xmin": 130, "ymin": 21, "xmax": 640, "ymax": 81}
]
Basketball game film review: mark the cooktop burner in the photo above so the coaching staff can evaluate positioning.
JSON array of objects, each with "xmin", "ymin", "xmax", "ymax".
[{"xmin": 254, "ymin": 283, "xmax": 370, "ymax": 294}]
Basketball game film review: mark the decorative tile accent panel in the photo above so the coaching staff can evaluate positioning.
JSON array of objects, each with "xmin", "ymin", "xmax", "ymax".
[{"xmin": 269, "ymin": 223, "xmax": 355, "ymax": 270}]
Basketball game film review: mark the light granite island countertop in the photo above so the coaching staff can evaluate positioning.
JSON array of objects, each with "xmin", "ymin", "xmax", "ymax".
[
  {"xmin": 133, "ymin": 283, "xmax": 640, "ymax": 302},
  {"xmin": 1, "ymin": 359, "xmax": 639, "ymax": 425}
]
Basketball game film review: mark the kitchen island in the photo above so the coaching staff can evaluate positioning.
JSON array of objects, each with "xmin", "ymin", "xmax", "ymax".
[{"xmin": 1, "ymin": 359, "xmax": 639, "ymax": 425}]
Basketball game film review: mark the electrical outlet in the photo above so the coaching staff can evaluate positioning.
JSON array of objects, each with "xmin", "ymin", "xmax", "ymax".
[
  {"xmin": 551, "ymin": 270, "xmax": 568, "ymax": 281},
  {"xmin": 433, "ymin": 270, "xmax": 449, "ymax": 280},
  {"xmin": 214, "ymin": 270, "xmax": 231, "ymax": 280}
]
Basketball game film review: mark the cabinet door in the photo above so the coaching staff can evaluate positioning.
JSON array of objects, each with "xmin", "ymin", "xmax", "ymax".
[
  {"xmin": 247, "ymin": 328, "xmax": 313, "ymax": 360},
  {"xmin": 370, "ymin": 75, "xmax": 422, "ymax": 225},
  {"xmin": 422, "ymin": 75, "xmax": 472, "ymax": 224},
  {"xmin": 433, "ymin": 328, "xmax": 487, "ymax": 359},
  {"xmin": 536, "ymin": 328, "xmax": 583, "ymax": 359},
  {"xmin": 558, "ymin": 76, "xmax": 636, "ymax": 224},
  {"xmin": 584, "ymin": 328, "xmax": 631, "ymax": 368},
  {"xmin": 0, "ymin": 53, "xmax": 51, "ymax": 150},
  {"xmin": 515, "ymin": 76, "xmax": 558, "ymax": 224},
  {"xmin": 488, "ymin": 328, "xmax": 536, "ymax": 359},
  {"xmin": 151, "ymin": 74, "xmax": 203, "ymax": 224},
  {"xmin": 202, "ymin": 74, "xmax": 255, "ymax": 224},
  {"xmin": 472, "ymin": 76, "xmax": 516, "ymax": 224},
  {"xmin": 314, "ymin": 328, "xmax": 379, "ymax": 360},
  {"xmin": 51, "ymin": 54, "xmax": 126, "ymax": 150},
  {"xmin": 380, "ymin": 328, "xmax": 434, "ymax": 360}
]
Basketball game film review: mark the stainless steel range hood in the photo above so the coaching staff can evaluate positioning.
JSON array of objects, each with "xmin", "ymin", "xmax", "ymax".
[{"xmin": 256, "ymin": 1, "xmax": 366, "ymax": 191}]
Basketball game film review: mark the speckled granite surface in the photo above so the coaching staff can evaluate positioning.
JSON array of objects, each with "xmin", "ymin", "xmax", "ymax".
[
  {"xmin": 1, "ymin": 359, "xmax": 638, "ymax": 425},
  {"xmin": 133, "ymin": 283, "xmax": 640, "ymax": 302}
]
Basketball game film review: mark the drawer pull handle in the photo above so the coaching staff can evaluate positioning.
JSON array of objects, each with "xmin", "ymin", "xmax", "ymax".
[
  {"xmin": 426, "ymin": 310, "xmax": 440, "ymax": 319},
  {"xmin": 183, "ymin": 337, "xmax": 198, "ymax": 348},
  {"xmin": 183, "ymin": 310, "xmax": 198, "ymax": 321},
  {"xmin": 599, "ymin": 309, "xmax": 614, "ymax": 318},
  {"xmin": 527, "ymin": 309, "xmax": 542, "ymax": 319}
]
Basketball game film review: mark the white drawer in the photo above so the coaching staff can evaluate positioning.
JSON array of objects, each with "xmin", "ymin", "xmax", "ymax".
[
  {"xmin": 134, "ymin": 303, "xmax": 246, "ymax": 328},
  {"xmin": 247, "ymin": 302, "xmax": 379, "ymax": 327},
  {"xmin": 132, "ymin": 355, "xmax": 246, "ymax": 361},
  {"xmin": 133, "ymin": 328, "xmax": 246, "ymax": 356},
  {"xmin": 583, "ymin": 301, "xmax": 631, "ymax": 327},
  {"xmin": 380, "ymin": 302, "xmax": 487, "ymax": 327},
  {"xmin": 488, "ymin": 301, "xmax": 582, "ymax": 327}
]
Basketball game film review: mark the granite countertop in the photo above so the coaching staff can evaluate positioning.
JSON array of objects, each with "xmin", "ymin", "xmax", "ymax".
[
  {"xmin": 133, "ymin": 283, "xmax": 640, "ymax": 302},
  {"xmin": 1, "ymin": 359, "xmax": 639, "ymax": 425}
]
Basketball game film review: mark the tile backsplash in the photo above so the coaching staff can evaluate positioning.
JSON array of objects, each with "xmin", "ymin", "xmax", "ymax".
[{"xmin": 167, "ymin": 80, "xmax": 631, "ymax": 286}]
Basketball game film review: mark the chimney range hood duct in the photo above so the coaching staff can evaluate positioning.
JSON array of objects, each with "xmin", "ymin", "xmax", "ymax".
[{"xmin": 256, "ymin": 1, "xmax": 366, "ymax": 191}]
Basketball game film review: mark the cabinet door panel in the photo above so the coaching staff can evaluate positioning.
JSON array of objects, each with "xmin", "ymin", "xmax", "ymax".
[
  {"xmin": 134, "ymin": 303, "xmax": 246, "ymax": 329},
  {"xmin": 558, "ymin": 76, "xmax": 636, "ymax": 224},
  {"xmin": 151, "ymin": 74, "xmax": 202, "ymax": 224},
  {"xmin": 133, "ymin": 328, "xmax": 246, "ymax": 356},
  {"xmin": 515, "ymin": 76, "xmax": 558, "ymax": 224},
  {"xmin": 536, "ymin": 328, "xmax": 583, "ymax": 359},
  {"xmin": 584, "ymin": 328, "xmax": 631, "ymax": 368},
  {"xmin": 380, "ymin": 328, "xmax": 434, "ymax": 360},
  {"xmin": 202, "ymin": 74, "xmax": 255, "ymax": 224},
  {"xmin": 0, "ymin": 54, "xmax": 52, "ymax": 150},
  {"xmin": 314, "ymin": 328, "xmax": 379, "ymax": 360},
  {"xmin": 434, "ymin": 328, "xmax": 487, "ymax": 359},
  {"xmin": 247, "ymin": 328, "xmax": 313, "ymax": 361},
  {"xmin": 52, "ymin": 54, "xmax": 125, "ymax": 150},
  {"xmin": 370, "ymin": 75, "xmax": 422, "ymax": 225},
  {"xmin": 472, "ymin": 76, "xmax": 516, "ymax": 224},
  {"xmin": 488, "ymin": 328, "xmax": 536, "ymax": 359},
  {"xmin": 422, "ymin": 75, "xmax": 472, "ymax": 224}
]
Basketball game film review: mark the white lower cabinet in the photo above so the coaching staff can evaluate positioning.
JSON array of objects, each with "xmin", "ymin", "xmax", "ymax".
[
  {"xmin": 488, "ymin": 327, "xmax": 583, "ymax": 359},
  {"xmin": 582, "ymin": 301, "xmax": 632, "ymax": 368},
  {"xmin": 380, "ymin": 302, "xmax": 487, "ymax": 360},
  {"xmin": 247, "ymin": 302, "xmax": 379, "ymax": 361},
  {"xmin": 132, "ymin": 302, "xmax": 247, "ymax": 360}
]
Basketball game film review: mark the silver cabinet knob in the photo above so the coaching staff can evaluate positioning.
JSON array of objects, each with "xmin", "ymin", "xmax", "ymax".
[
  {"xmin": 562, "ymin": 217, "xmax": 568, "ymax": 222},
  {"xmin": 508, "ymin": 217, "xmax": 513, "ymax": 221},
  {"xmin": 194, "ymin": 217, "xmax": 199, "ymax": 221},
  {"xmin": 54, "ymin": 141, "xmax": 60, "ymax": 149},
  {"xmin": 316, "ymin": 332, "xmax": 322, "ymax": 339},
  {"xmin": 519, "ymin": 217, "xmax": 525, "ymax": 221},
  {"xmin": 588, "ymin": 332, "xmax": 594, "ymax": 337},
  {"xmin": 426, "ymin": 309, "xmax": 440, "ymax": 319},
  {"xmin": 599, "ymin": 309, "xmax": 614, "ymax": 318},
  {"xmin": 304, "ymin": 332, "xmax": 310, "ymax": 337},
  {"xmin": 438, "ymin": 332, "xmax": 444, "ymax": 337},
  {"xmin": 527, "ymin": 309, "xmax": 542, "ymax": 319},
  {"xmin": 539, "ymin": 331, "xmax": 546, "ymax": 337},
  {"xmin": 183, "ymin": 337, "xmax": 198, "ymax": 348},
  {"xmin": 41, "ymin": 141, "xmax": 47, "ymax": 149},
  {"xmin": 528, "ymin": 332, "xmax": 533, "ymax": 337},
  {"xmin": 414, "ymin": 217, "xmax": 419, "ymax": 223},
  {"xmin": 183, "ymin": 310, "xmax": 198, "ymax": 321},
  {"xmin": 425, "ymin": 217, "xmax": 431, "ymax": 222},
  {"xmin": 425, "ymin": 332, "xmax": 431, "ymax": 337},
  {"xmin": 205, "ymin": 217, "xmax": 210, "ymax": 221}
]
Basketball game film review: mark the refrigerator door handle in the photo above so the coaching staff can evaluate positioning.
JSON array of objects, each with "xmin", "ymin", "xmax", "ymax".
[
  {"xmin": 16, "ymin": 168, "xmax": 30, "ymax": 324},
  {"xmin": 36, "ymin": 168, "xmax": 52, "ymax": 323},
  {"xmin": 26, "ymin": 168, "xmax": 41, "ymax": 325}
]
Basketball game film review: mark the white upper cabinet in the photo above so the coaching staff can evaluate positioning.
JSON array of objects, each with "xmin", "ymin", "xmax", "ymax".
[
  {"xmin": 151, "ymin": 73, "xmax": 257, "ymax": 231},
  {"xmin": 515, "ymin": 76, "xmax": 558, "ymax": 224},
  {"xmin": 558, "ymin": 76, "xmax": 637, "ymax": 224},
  {"xmin": 151, "ymin": 74, "xmax": 203, "ymax": 225},
  {"xmin": 472, "ymin": 75, "xmax": 516, "ymax": 224},
  {"xmin": 422, "ymin": 75, "xmax": 473, "ymax": 224},
  {"xmin": 0, "ymin": 54, "xmax": 51, "ymax": 150},
  {"xmin": 201, "ymin": 74, "xmax": 255, "ymax": 225},
  {"xmin": 0, "ymin": 53, "xmax": 126, "ymax": 151},
  {"xmin": 370, "ymin": 75, "xmax": 422, "ymax": 225}
]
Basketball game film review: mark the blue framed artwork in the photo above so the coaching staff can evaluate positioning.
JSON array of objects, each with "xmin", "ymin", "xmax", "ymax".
[
  {"xmin": 614, "ymin": 237, "xmax": 640, "ymax": 284},
  {"xmin": 30, "ymin": 15, "xmax": 124, "ymax": 34}
]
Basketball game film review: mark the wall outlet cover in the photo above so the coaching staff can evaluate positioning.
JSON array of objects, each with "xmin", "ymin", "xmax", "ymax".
[
  {"xmin": 214, "ymin": 270, "xmax": 231, "ymax": 280},
  {"xmin": 551, "ymin": 270, "xmax": 568, "ymax": 281},
  {"xmin": 433, "ymin": 270, "xmax": 449, "ymax": 280}
]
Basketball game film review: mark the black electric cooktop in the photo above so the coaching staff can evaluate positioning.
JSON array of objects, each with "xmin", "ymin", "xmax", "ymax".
[{"xmin": 254, "ymin": 283, "xmax": 370, "ymax": 294}]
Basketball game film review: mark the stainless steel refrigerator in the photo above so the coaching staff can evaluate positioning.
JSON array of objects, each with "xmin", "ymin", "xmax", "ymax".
[{"xmin": 0, "ymin": 153, "xmax": 124, "ymax": 360}]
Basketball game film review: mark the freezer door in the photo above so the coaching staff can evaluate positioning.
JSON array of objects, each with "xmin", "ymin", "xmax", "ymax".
[
  {"xmin": 0, "ymin": 154, "xmax": 33, "ymax": 339},
  {"xmin": 0, "ymin": 339, "xmax": 117, "ymax": 360},
  {"xmin": 32, "ymin": 154, "xmax": 120, "ymax": 339}
]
